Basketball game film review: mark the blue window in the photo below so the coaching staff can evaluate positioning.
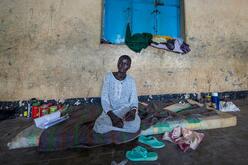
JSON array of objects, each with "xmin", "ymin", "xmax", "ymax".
[{"xmin": 102, "ymin": 0, "xmax": 183, "ymax": 44}]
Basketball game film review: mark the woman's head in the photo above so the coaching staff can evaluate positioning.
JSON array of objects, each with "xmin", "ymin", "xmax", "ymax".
[{"xmin": 117, "ymin": 55, "xmax": 132, "ymax": 73}]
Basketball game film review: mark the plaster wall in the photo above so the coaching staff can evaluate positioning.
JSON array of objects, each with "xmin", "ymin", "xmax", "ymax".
[{"xmin": 0, "ymin": 0, "xmax": 247, "ymax": 100}]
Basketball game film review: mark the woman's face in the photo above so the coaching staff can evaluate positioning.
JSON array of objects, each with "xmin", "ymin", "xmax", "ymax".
[{"xmin": 117, "ymin": 58, "xmax": 131, "ymax": 74}]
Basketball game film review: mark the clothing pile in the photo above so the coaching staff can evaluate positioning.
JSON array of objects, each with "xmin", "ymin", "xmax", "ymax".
[
  {"xmin": 163, "ymin": 126, "xmax": 204, "ymax": 152},
  {"xmin": 124, "ymin": 23, "xmax": 191, "ymax": 54},
  {"xmin": 151, "ymin": 36, "xmax": 191, "ymax": 54},
  {"xmin": 125, "ymin": 23, "xmax": 152, "ymax": 53}
]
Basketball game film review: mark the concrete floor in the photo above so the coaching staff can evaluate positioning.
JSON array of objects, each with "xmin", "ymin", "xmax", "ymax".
[{"xmin": 0, "ymin": 99, "xmax": 248, "ymax": 165}]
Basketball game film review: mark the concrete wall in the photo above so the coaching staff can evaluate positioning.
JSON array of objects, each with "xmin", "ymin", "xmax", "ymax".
[{"xmin": 0, "ymin": 0, "xmax": 247, "ymax": 101}]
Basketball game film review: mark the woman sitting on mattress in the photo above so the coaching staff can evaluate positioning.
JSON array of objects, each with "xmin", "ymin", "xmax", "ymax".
[{"xmin": 93, "ymin": 55, "xmax": 141, "ymax": 134}]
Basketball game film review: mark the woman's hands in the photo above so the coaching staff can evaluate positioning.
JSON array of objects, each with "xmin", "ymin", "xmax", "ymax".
[
  {"xmin": 107, "ymin": 111, "xmax": 124, "ymax": 128},
  {"xmin": 107, "ymin": 107, "xmax": 137, "ymax": 128},
  {"xmin": 124, "ymin": 108, "xmax": 137, "ymax": 121}
]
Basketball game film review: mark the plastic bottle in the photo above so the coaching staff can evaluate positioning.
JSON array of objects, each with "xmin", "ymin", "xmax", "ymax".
[
  {"xmin": 23, "ymin": 111, "xmax": 28, "ymax": 117},
  {"xmin": 211, "ymin": 92, "xmax": 220, "ymax": 110},
  {"xmin": 27, "ymin": 102, "xmax": 31, "ymax": 118}
]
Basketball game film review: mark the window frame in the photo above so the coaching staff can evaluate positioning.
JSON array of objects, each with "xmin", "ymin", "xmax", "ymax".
[{"xmin": 101, "ymin": 0, "xmax": 186, "ymax": 44}]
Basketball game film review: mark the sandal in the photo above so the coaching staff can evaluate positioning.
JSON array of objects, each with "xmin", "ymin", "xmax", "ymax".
[
  {"xmin": 126, "ymin": 146, "xmax": 158, "ymax": 161},
  {"xmin": 138, "ymin": 135, "xmax": 165, "ymax": 149}
]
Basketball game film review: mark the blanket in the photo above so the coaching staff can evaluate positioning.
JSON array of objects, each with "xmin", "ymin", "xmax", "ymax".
[
  {"xmin": 39, "ymin": 104, "xmax": 141, "ymax": 151},
  {"xmin": 38, "ymin": 100, "xmax": 217, "ymax": 151},
  {"xmin": 39, "ymin": 101, "xmax": 176, "ymax": 151}
]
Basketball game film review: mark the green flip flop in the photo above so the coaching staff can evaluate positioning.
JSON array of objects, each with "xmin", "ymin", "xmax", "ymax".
[
  {"xmin": 138, "ymin": 135, "xmax": 165, "ymax": 149},
  {"xmin": 126, "ymin": 146, "xmax": 158, "ymax": 161}
]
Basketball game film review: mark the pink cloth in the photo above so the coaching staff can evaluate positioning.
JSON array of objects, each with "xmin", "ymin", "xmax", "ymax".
[{"xmin": 163, "ymin": 127, "xmax": 204, "ymax": 152}]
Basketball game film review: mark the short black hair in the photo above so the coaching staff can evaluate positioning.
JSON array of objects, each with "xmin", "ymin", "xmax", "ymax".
[{"xmin": 119, "ymin": 55, "xmax": 132, "ymax": 64}]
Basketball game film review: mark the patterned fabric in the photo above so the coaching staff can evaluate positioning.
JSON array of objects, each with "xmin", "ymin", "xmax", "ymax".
[
  {"xmin": 151, "ymin": 38, "xmax": 191, "ymax": 54},
  {"xmin": 163, "ymin": 127, "xmax": 204, "ymax": 152}
]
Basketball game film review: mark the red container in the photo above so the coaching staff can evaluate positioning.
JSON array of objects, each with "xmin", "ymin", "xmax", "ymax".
[{"xmin": 32, "ymin": 106, "xmax": 40, "ymax": 119}]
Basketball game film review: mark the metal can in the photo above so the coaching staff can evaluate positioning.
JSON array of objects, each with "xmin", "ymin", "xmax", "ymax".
[
  {"xmin": 49, "ymin": 106, "xmax": 57, "ymax": 113},
  {"xmin": 40, "ymin": 105, "xmax": 49, "ymax": 116}
]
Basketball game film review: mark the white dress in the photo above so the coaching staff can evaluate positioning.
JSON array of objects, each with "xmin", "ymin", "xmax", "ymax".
[{"xmin": 93, "ymin": 72, "xmax": 141, "ymax": 134}]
